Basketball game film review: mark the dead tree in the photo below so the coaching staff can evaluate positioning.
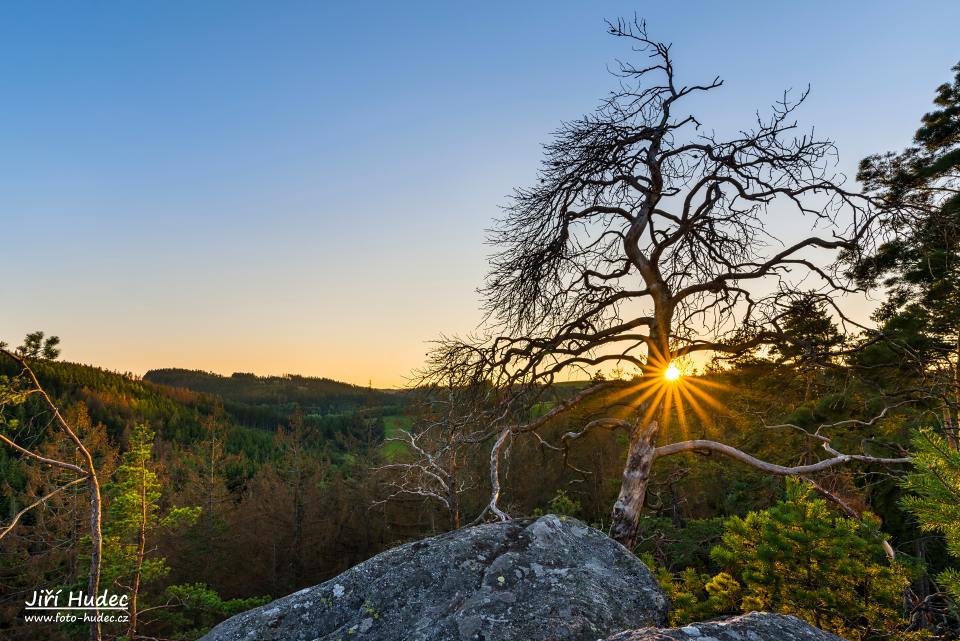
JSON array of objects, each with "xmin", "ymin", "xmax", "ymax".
[
  {"xmin": 0, "ymin": 349, "xmax": 104, "ymax": 641},
  {"xmin": 376, "ymin": 426, "xmax": 467, "ymax": 530},
  {"xmin": 422, "ymin": 19, "xmax": 909, "ymax": 548},
  {"xmin": 375, "ymin": 381, "xmax": 493, "ymax": 530}
]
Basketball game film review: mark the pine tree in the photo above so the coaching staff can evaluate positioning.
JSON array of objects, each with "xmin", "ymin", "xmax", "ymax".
[
  {"xmin": 707, "ymin": 480, "xmax": 910, "ymax": 641},
  {"xmin": 901, "ymin": 428, "xmax": 960, "ymax": 602},
  {"xmin": 856, "ymin": 62, "xmax": 960, "ymax": 426},
  {"xmin": 102, "ymin": 424, "xmax": 200, "ymax": 640}
]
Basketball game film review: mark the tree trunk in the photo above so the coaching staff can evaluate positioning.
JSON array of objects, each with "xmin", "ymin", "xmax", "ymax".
[
  {"xmin": 129, "ymin": 467, "xmax": 148, "ymax": 640},
  {"xmin": 290, "ymin": 449, "xmax": 305, "ymax": 589},
  {"xmin": 951, "ymin": 333, "xmax": 960, "ymax": 450},
  {"xmin": 87, "ymin": 474, "xmax": 102, "ymax": 641},
  {"xmin": 448, "ymin": 483, "xmax": 461, "ymax": 530},
  {"xmin": 608, "ymin": 419, "xmax": 660, "ymax": 549},
  {"xmin": 448, "ymin": 439, "xmax": 460, "ymax": 530}
]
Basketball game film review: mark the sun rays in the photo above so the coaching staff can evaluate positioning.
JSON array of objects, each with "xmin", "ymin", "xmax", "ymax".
[{"xmin": 600, "ymin": 360, "xmax": 735, "ymax": 441}]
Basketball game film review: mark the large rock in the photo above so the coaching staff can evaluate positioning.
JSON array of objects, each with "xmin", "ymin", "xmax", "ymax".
[
  {"xmin": 200, "ymin": 514, "xmax": 669, "ymax": 641},
  {"xmin": 605, "ymin": 612, "xmax": 846, "ymax": 641}
]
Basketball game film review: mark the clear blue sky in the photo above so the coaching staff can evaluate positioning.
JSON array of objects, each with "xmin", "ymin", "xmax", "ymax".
[{"xmin": 2, "ymin": 1, "xmax": 958, "ymax": 386}]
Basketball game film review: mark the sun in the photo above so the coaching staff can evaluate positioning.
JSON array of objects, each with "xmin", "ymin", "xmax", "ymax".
[
  {"xmin": 602, "ymin": 357, "xmax": 734, "ymax": 445},
  {"xmin": 664, "ymin": 362, "xmax": 682, "ymax": 381},
  {"xmin": 602, "ymin": 357, "xmax": 732, "ymax": 445}
]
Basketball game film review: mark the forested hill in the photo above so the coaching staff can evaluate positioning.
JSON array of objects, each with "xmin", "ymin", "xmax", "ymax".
[
  {"xmin": 0, "ymin": 358, "xmax": 224, "ymax": 444},
  {"xmin": 144, "ymin": 368, "xmax": 396, "ymax": 412},
  {"xmin": 0, "ymin": 358, "xmax": 400, "ymax": 442},
  {"xmin": 0, "ymin": 354, "xmax": 401, "ymax": 639}
]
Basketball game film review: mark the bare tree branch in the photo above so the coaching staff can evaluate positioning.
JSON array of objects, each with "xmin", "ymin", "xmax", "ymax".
[
  {"xmin": 0, "ymin": 477, "xmax": 85, "ymax": 540},
  {"xmin": 653, "ymin": 439, "xmax": 910, "ymax": 474},
  {"xmin": 0, "ymin": 348, "xmax": 105, "ymax": 641}
]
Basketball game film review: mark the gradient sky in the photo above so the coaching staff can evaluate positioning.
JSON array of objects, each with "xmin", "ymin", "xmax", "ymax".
[{"xmin": 2, "ymin": 1, "xmax": 958, "ymax": 387}]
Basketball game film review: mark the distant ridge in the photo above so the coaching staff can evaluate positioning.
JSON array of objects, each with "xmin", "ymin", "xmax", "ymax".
[{"xmin": 143, "ymin": 367, "xmax": 396, "ymax": 411}]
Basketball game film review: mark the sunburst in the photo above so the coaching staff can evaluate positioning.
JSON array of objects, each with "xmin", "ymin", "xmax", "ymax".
[{"xmin": 616, "ymin": 360, "xmax": 735, "ymax": 441}]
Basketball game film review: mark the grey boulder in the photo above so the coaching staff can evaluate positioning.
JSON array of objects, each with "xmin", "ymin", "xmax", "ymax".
[
  {"xmin": 605, "ymin": 612, "xmax": 847, "ymax": 641},
  {"xmin": 199, "ymin": 514, "xmax": 669, "ymax": 641}
]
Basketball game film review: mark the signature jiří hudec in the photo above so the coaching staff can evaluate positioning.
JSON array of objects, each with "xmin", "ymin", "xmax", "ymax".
[{"xmin": 25, "ymin": 589, "xmax": 129, "ymax": 610}]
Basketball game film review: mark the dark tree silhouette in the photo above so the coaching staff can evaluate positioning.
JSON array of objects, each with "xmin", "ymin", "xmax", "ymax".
[
  {"xmin": 855, "ymin": 61, "xmax": 960, "ymax": 443},
  {"xmin": 422, "ymin": 19, "xmax": 908, "ymax": 548}
]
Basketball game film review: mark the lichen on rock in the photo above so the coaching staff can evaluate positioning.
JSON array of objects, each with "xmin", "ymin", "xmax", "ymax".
[
  {"xmin": 199, "ymin": 515, "xmax": 669, "ymax": 641},
  {"xmin": 199, "ymin": 519, "xmax": 849, "ymax": 641},
  {"xmin": 604, "ymin": 612, "xmax": 847, "ymax": 641}
]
